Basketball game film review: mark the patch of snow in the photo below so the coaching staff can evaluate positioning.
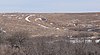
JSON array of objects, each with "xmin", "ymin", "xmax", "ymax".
[
  {"xmin": 22, "ymin": 14, "xmax": 25, "ymax": 16},
  {"xmin": 70, "ymin": 40, "xmax": 76, "ymax": 43},
  {"xmin": 90, "ymin": 37, "xmax": 97, "ymax": 39},
  {"xmin": 56, "ymin": 28, "xmax": 60, "ymax": 30},
  {"xmin": 73, "ymin": 23, "xmax": 77, "ymax": 27},
  {"xmin": 25, "ymin": 15, "xmax": 35, "ymax": 22},
  {"xmin": 35, "ymin": 18, "xmax": 42, "ymax": 21},
  {"xmin": 18, "ymin": 17, "xmax": 22, "ymax": 19},
  {"xmin": 30, "ymin": 14, "xmax": 36, "ymax": 16},
  {"xmin": 68, "ymin": 36, "xmax": 70, "ymax": 37},
  {"xmin": 62, "ymin": 27, "xmax": 68, "ymax": 30},
  {"xmin": 50, "ymin": 23, "xmax": 53, "ymax": 25},
  {"xmin": 38, "ymin": 24, "xmax": 49, "ymax": 28},
  {"xmin": 35, "ymin": 17, "xmax": 47, "ymax": 22},
  {"xmin": 87, "ymin": 24, "xmax": 94, "ymax": 28},
  {"xmin": 87, "ymin": 29, "xmax": 93, "ymax": 31},
  {"xmin": 2, "ymin": 30, "xmax": 6, "ymax": 33},
  {"xmin": 25, "ymin": 17, "xmax": 31, "ymax": 22},
  {"xmin": 0, "ymin": 28, "xmax": 6, "ymax": 33},
  {"xmin": 95, "ymin": 39, "xmax": 100, "ymax": 43},
  {"xmin": 3, "ymin": 15, "xmax": 16, "ymax": 16},
  {"xmin": 85, "ymin": 40, "xmax": 92, "ymax": 43},
  {"xmin": 10, "ymin": 15, "xmax": 16, "ymax": 16},
  {"xmin": 64, "ymin": 29, "xmax": 67, "ymax": 30},
  {"xmin": 46, "ymin": 38, "xmax": 100, "ymax": 44},
  {"xmin": 2, "ymin": 15, "xmax": 7, "ymax": 16},
  {"xmin": 68, "ymin": 36, "xmax": 72, "ymax": 37}
]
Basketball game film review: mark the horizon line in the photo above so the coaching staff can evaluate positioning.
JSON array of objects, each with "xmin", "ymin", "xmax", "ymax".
[{"xmin": 0, "ymin": 11, "xmax": 100, "ymax": 13}]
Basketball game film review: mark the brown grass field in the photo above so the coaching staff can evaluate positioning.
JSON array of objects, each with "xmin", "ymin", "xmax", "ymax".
[
  {"xmin": 0, "ymin": 13, "xmax": 100, "ymax": 55},
  {"xmin": 0, "ymin": 13, "xmax": 100, "ymax": 37}
]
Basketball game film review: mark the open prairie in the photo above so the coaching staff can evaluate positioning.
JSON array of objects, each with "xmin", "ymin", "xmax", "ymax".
[
  {"xmin": 0, "ymin": 13, "xmax": 100, "ymax": 55},
  {"xmin": 0, "ymin": 13, "xmax": 100, "ymax": 36}
]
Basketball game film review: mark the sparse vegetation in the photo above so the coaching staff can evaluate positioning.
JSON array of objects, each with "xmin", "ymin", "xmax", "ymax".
[
  {"xmin": 0, "ymin": 31, "xmax": 100, "ymax": 55},
  {"xmin": 0, "ymin": 13, "xmax": 100, "ymax": 55},
  {"xmin": 72, "ymin": 32, "xmax": 94, "ymax": 37}
]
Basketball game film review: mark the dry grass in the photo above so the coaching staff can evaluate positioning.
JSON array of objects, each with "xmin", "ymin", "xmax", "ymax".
[{"xmin": 0, "ymin": 13, "xmax": 100, "ymax": 55}]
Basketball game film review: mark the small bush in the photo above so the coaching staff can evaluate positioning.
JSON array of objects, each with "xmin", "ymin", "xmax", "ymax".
[{"xmin": 72, "ymin": 32, "xmax": 94, "ymax": 37}]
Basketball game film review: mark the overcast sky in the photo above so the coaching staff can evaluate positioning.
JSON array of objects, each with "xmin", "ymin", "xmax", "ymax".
[{"xmin": 0, "ymin": 0, "xmax": 100, "ymax": 13}]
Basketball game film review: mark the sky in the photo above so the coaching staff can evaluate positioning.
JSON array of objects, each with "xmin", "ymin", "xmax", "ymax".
[{"xmin": 0, "ymin": 0, "xmax": 100, "ymax": 13}]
